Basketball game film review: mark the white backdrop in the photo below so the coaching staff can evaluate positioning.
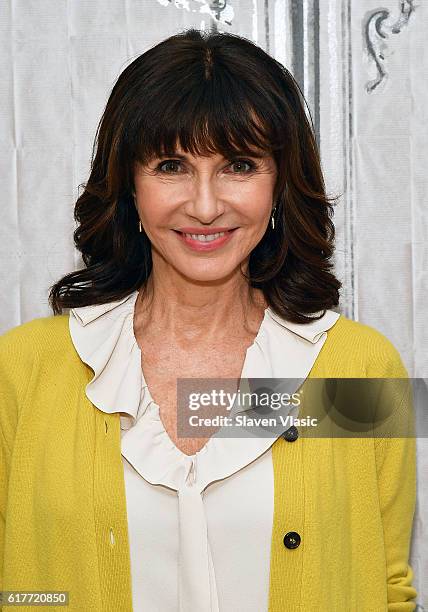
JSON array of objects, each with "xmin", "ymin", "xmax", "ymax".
[{"xmin": 0, "ymin": 0, "xmax": 426, "ymax": 607}]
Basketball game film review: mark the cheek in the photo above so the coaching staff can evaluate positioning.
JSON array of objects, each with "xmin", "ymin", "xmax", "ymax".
[
  {"xmin": 237, "ymin": 180, "xmax": 274, "ymax": 213},
  {"xmin": 241, "ymin": 196, "xmax": 272, "ymax": 228},
  {"xmin": 136, "ymin": 184, "xmax": 171, "ymax": 226}
]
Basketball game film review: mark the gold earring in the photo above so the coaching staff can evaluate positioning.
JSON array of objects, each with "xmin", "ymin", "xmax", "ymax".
[
  {"xmin": 133, "ymin": 194, "xmax": 142, "ymax": 232},
  {"xmin": 271, "ymin": 206, "xmax": 276, "ymax": 230}
]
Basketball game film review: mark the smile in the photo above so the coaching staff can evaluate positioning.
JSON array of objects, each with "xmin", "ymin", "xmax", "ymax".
[
  {"xmin": 173, "ymin": 228, "xmax": 238, "ymax": 251},
  {"xmin": 183, "ymin": 232, "xmax": 226, "ymax": 242}
]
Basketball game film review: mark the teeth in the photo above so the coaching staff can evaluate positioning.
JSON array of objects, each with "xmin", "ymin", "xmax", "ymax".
[{"xmin": 184, "ymin": 232, "xmax": 226, "ymax": 242}]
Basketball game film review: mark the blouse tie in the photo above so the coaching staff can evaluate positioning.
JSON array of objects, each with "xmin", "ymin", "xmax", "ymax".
[{"xmin": 178, "ymin": 455, "xmax": 219, "ymax": 612}]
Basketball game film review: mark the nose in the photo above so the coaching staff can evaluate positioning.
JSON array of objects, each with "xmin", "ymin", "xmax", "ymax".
[{"xmin": 184, "ymin": 177, "xmax": 225, "ymax": 225}]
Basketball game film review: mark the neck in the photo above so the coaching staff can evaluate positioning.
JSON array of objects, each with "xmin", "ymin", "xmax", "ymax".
[{"xmin": 134, "ymin": 267, "xmax": 268, "ymax": 344}]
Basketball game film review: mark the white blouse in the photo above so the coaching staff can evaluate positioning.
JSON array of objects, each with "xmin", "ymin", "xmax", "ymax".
[{"xmin": 69, "ymin": 290, "xmax": 340, "ymax": 612}]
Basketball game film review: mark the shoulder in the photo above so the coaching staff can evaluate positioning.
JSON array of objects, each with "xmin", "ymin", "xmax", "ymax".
[
  {"xmin": 0, "ymin": 314, "xmax": 74, "ymax": 385},
  {"xmin": 0, "ymin": 313, "xmax": 79, "ymax": 423},
  {"xmin": 0, "ymin": 313, "xmax": 70, "ymax": 357},
  {"xmin": 317, "ymin": 313, "xmax": 408, "ymax": 378},
  {"xmin": 0, "ymin": 315, "xmax": 72, "ymax": 456}
]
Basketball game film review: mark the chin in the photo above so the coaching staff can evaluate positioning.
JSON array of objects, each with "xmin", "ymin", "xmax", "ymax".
[{"xmin": 175, "ymin": 261, "xmax": 238, "ymax": 284}]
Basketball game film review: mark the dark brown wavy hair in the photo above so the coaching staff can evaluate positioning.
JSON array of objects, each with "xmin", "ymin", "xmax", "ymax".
[{"xmin": 49, "ymin": 27, "xmax": 342, "ymax": 324}]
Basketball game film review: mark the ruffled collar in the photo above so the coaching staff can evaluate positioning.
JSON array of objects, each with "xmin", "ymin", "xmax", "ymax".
[{"xmin": 69, "ymin": 289, "xmax": 340, "ymax": 430}]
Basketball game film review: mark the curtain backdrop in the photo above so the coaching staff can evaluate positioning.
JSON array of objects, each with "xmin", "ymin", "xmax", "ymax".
[{"xmin": 0, "ymin": 0, "xmax": 426, "ymax": 606}]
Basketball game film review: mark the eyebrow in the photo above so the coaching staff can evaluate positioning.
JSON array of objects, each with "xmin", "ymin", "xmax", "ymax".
[
  {"xmin": 154, "ymin": 150, "xmax": 270, "ymax": 160},
  {"xmin": 156, "ymin": 152, "xmax": 187, "ymax": 159}
]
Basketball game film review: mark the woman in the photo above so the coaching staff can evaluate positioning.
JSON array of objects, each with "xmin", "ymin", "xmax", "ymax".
[{"xmin": 0, "ymin": 28, "xmax": 417, "ymax": 612}]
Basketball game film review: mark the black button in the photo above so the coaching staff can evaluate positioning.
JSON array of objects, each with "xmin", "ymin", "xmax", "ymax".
[
  {"xmin": 282, "ymin": 425, "xmax": 298, "ymax": 442},
  {"xmin": 283, "ymin": 531, "xmax": 301, "ymax": 549}
]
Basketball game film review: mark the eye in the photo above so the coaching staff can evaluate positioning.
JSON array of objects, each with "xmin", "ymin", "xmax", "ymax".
[
  {"xmin": 157, "ymin": 159, "xmax": 183, "ymax": 174},
  {"xmin": 228, "ymin": 159, "xmax": 257, "ymax": 173}
]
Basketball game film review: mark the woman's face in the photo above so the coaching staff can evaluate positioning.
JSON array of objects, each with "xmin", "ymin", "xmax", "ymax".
[{"xmin": 133, "ymin": 144, "xmax": 277, "ymax": 283}]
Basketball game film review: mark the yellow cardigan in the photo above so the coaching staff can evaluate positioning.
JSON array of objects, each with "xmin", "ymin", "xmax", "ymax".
[{"xmin": 0, "ymin": 312, "xmax": 417, "ymax": 611}]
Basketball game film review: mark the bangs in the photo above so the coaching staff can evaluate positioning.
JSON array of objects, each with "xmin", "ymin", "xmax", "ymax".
[{"xmin": 130, "ymin": 64, "xmax": 283, "ymax": 164}]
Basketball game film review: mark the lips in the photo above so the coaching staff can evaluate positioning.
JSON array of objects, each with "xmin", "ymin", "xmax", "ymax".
[
  {"xmin": 173, "ymin": 227, "xmax": 238, "ymax": 251},
  {"xmin": 174, "ymin": 228, "xmax": 238, "ymax": 235}
]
